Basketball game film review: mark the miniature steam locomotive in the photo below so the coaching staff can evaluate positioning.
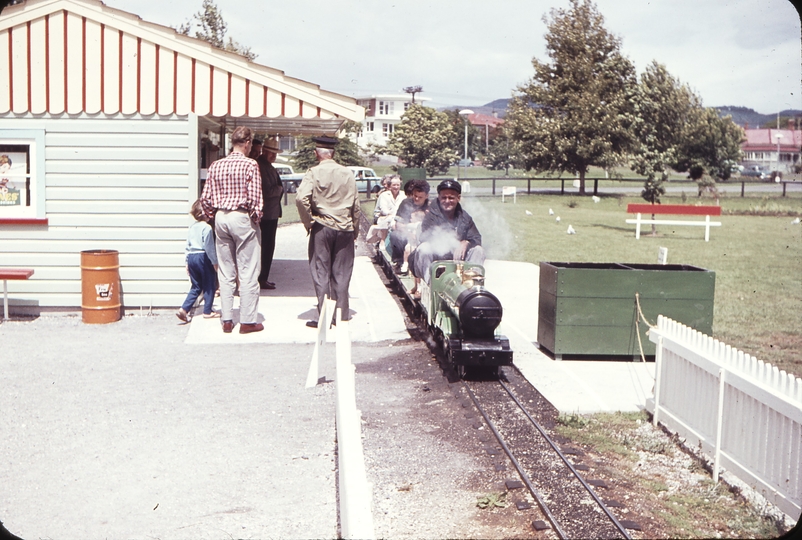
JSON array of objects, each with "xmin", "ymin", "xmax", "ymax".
[
  {"xmin": 378, "ymin": 248, "xmax": 513, "ymax": 377},
  {"xmin": 419, "ymin": 261, "xmax": 513, "ymax": 377}
]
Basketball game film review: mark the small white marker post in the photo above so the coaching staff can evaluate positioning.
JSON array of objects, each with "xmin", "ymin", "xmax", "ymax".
[
  {"xmin": 658, "ymin": 246, "xmax": 668, "ymax": 265},
  {"xmin": 306, "ymin": 297, "xmax": 335, "ymax": 388}
]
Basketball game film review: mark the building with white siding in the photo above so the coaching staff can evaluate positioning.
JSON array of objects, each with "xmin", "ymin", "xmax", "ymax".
[
  {"xmin": 351, "ymin": 94, "xmax": 430, "ymax": 149},
  {"xmin": 740, "ymin": 124, "xmax": 802, "ymax": 175},
  {"xmin": 0, "ymin": 0, "xmax": 364, "ymax": 312}
]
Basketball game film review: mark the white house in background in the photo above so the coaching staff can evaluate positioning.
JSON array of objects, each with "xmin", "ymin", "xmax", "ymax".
[
  {"xmin": 351, "ymin": 94, "xmax": 431, "ymax": 149},
  {"xmin": 740, "ymin": 122, "xmax": 802, "ymax": 174},
  {"xmin": 0, "ymin": 0, "xmax": 363, "ymax": 312}
]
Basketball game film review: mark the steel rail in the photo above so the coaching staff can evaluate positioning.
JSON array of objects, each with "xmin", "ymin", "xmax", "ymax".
[
  {"xmin": 498, "ymin": 378, "xmax": 633, "ymax": 540},
  {"xmin": 461, "ymin": 380, "xmax": 569, "ymax": 539}
]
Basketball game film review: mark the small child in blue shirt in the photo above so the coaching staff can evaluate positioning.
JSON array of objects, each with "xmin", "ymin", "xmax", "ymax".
[{"xmin": 177, "ymin": 199, "xmax": 219, "ymax": 322}]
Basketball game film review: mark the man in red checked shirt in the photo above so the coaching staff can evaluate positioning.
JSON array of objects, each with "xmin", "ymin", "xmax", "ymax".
[{"xmin": 200, "ymin": 126, "xmax": 264, "ymax": 335}]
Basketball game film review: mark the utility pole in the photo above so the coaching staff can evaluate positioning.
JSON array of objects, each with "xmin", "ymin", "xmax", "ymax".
[{"xmin": 403, "ymin": 86, "xmax": 423, "ymax": 104}]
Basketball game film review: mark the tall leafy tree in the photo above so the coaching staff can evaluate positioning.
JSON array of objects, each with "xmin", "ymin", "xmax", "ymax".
[
  {"xmin": 485, "ymin": 126, "xmax": 524, "ymax": 174},
  {"xmin": 442, "ymin": 109, "xmax": 481, "ymax": 161},
  {"xmin": 631, "ymin": 61, "xmax": 699, "ymax": 203},
  {"xmin": 673, "ymin": 107, "xmax": 744, "ymax": 182},
  {"xmin": 292, "ymin": 135, "xmax": 364, "ymax": 171},
  {"xmin": 387, "ymin": 105, "xmax": 458, "ymax": 176},
  {"xmin": 505, "ymin": 0, "xmax": 637, "ymax": 194},
  {"xmin": 177, "ymin": 0, "xmax": 256, "ymax": 61}
]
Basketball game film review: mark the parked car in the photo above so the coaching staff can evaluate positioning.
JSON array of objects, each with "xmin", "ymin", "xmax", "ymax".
[
  {"xmin": 274, "ymin": 164, "xmax": 305, "ymax": 192},
  {"xmin": 740, "ymin": 165, "xmax": 768, "ymax": 180},
  {"xmin": 347, "ymin": 166, "xmax": 383, "ymax": 193}
]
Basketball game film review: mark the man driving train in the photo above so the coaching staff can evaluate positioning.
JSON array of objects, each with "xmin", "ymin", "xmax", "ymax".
[{"xmin": 410, "ymin": 179, "xmax": 485, "ymax": 283}]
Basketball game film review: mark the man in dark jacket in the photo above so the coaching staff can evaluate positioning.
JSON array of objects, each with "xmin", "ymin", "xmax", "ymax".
[
  {"xmin": 411, "ymin": 179, "xmax": 485, "ymax": 283},
  {"xmin": 256, "ymin": 137, "xmax": 284, "ymax": 289}
]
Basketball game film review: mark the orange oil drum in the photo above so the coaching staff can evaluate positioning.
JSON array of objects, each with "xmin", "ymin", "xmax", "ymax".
[{"xmin": 80, "ymin": 250, "xmax": 122, "ymax": 324}]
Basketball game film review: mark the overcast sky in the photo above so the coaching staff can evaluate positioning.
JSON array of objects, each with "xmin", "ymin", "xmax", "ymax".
[{"xmin": 104, "ymin": 0, "xmax": 801, "ymax": 114}]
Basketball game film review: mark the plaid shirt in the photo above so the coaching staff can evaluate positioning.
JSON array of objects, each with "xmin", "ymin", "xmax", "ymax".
[{"xmin": 200, "ymin": 151, "xmax": 263, "ymax": 221}]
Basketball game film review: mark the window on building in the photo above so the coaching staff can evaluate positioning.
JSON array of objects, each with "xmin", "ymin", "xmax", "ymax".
[
  {"xmin": 366, "ymin": 122, "xmax": 375, "ymax": 132},
  {"xmin": 0, "ymin": 129, "xmax": 45, "ymax": 223},
  {"xmin": 378, "ymin": 101, "xmax": 394, "ymax": 115},
  {"xmin": 404, "ymin": 102, "xmax": 411, "ymax": 111},
  {"xmin": 382, "ymin": 123, "xmax": 394, "ymax": 137}
]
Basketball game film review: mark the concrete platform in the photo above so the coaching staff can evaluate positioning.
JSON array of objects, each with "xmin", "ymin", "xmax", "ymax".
[
  {"xmin": 185, "ymin": 223, "xmax": 408, "ymax": 345},
  {"xmin": 485, "ymin": 259, "xmax": 655, "ymax": 413},
  {"xmin": 187, "ymin": 223, "xmax": 655, "ymax": 414}
]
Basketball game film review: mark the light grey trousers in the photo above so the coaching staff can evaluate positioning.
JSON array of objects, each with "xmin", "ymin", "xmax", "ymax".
[{"xmin": 215, "ymin": 209, "xmax": 262, "ymax": 324}]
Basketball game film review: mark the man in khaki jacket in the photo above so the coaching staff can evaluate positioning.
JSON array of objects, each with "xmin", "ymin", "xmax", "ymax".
[{"xmin": 295, "ymin": 136, "xmax": 361, "ymax": 328}]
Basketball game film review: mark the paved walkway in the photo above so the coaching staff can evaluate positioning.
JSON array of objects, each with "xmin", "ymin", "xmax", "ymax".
[{"xmin": 0, "ymin": 222, "xmax": 656, "ymax": 538}]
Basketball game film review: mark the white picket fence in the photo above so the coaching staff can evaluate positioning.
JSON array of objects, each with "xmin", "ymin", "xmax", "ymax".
[{"xmin": 646, "ymin": 316, "xmax": 802, "ymax": 520}]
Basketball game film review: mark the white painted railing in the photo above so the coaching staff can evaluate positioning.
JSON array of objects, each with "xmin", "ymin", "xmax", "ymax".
[
  {"xmin": 647, "ymin": 316, "xmax": 802, "ymax": 520},
  {"xmin": 305, "ymin": 300, "xmax": 375, "ymax": 539}
]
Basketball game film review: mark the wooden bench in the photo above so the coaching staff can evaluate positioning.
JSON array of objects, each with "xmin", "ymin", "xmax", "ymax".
[
  {"xmin": 626, "ymin": 204, "xmax": 722, "ymax": 242},
  {"xmin": 501, "ymin": 186, "xmax": 517, "ymax": 203},
  {"xmin": 1, "ymin": 268, "xmax": 34, "ymax": 320}
]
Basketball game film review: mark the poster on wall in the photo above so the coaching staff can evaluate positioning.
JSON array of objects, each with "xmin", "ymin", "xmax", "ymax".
[{"xmin": 0, "ymin": 151, "xmax": 28, "ymax": 207}]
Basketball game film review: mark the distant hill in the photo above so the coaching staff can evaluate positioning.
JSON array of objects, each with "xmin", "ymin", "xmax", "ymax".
[
  {"xmin": 437, "ymin": 98, "xmax": 511, "ymax": 118},
  {"xmin": 439, "ymin": 100, "xmax": 800, "ymax": 128},
  {"xmin": 715, "ymin": 106, "xmax": 801, "ymax": 129}
]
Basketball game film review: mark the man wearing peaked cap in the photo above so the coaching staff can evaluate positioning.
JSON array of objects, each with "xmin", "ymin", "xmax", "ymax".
[
  {"xmin": 437, "ymin": 178, "xmax": 462, "ymax": 194},
  {"xmin": 410, "ymin": 178, "xmax": 485, "ymax": 284},
  {"xmin": 256, "ymin": 137, "xmax": 284, "ymax": 290},
  {"xmin": 296, "ymin": 135, "xmax": 360, "ymax": 328},
  {"xmin": 312, "ymin": 135, "xmax": 339, "ymax": 149}
]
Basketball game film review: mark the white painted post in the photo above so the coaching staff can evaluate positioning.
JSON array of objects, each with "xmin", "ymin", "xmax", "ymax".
[
  {"xmin": 653, "ymin": 332, "xmax": 663, "ymax": 426},
  {"xmin": 635, "ymin": 213, "xmax": 642, "ymax": 239},
  {"xmin": 714, "ymin": 368, "xmax": 726, "ymax": 482},
  {"xmin": 658, "ymin": 247, "xmax": 668, "ymax": 265},
  {"xmin": 334, "ymin": 308, "xmax": 376, "ymax": 539},
  {"xmin": 705, "ymin": 215, "xmax": 711, "ymax": 242},
  {"xmin": 305, "ymin": 297, "xmax": 334, "ymax": 388}
]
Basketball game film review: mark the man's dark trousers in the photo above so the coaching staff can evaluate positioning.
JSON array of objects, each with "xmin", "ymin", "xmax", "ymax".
[
  {"xmin": 259, "ymin": 218, "xmax": 278, "ymax": 284},
  {"xmin": 307, "ymin": 222, "xmax": 354, "ymax": 322}
]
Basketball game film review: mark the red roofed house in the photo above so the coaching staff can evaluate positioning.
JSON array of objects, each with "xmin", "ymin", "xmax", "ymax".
[
  {"xmin": 0, "ymin": 0, "xmax": 364, "ymax": 312},
  {"xmin": 741, "ymin": 121, "xmax": 802, "ymax": 174},
  {"xmin": 466, "ymin": 112, "xmax": 504, "ymax": 155}
]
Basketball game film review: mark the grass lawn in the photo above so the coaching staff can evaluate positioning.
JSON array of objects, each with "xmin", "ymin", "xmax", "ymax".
[
  {"xmin": 285, "ymin": 188, "xmax": 802, "ymax": 379},
  {"xmin": 458, "ymin": 191, "xmax": 802, "ymax": 378}
]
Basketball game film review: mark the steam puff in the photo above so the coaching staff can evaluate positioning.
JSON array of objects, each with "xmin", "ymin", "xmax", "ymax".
[
  {"xmin": 460, "ymin": 198, "xmax": 512, "ymax": 260},
  {"xmin": 425, "ymin": 226, "xmax": 462, "ymax": 256}
]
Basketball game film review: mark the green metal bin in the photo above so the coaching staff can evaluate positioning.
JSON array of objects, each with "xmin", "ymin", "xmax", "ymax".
[
  {"xmin": 399, "ymin": 167, "xmax": 426, "ymax": 182},
  {"xmin": 538, "ymin": 262, "xmax": 715, "ymax": 359}
]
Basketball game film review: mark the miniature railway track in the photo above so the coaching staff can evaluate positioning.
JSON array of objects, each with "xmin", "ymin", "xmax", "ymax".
[
  {"xmin": 462, "ymin": 370, "xmax": 634, "ymax": 540},
  {"xmin": 367, "ymin": 240, "xmax": 636, "ymax": 537}
]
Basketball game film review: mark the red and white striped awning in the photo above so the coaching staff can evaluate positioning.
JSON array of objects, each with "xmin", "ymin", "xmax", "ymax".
[{"xmin": 0, "ymin": 0, "xmax": 364, "ymax": 135}]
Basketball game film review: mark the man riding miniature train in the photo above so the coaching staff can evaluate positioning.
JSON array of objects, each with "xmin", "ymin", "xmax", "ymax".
[{"xmin": 410, "ymin": 179, "xmax": 485, "ymax": 284}]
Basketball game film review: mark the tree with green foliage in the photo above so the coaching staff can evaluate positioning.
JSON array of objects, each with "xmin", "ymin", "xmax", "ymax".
[
  {"xmin": 442, "ymin": 109, "xmax": 481, "ymax": 161},
  {"xmin": 387, "ymin": 105, "xmax": 458, "ymax": 177},
  {"xmin": 292, "ymin": 136, "xmax": 364, "ymax": 171},
  {"xmin": 673, "ymin": 107, "xmax": 744, "ymax": 183},
  {"xmin": 177, "ymin": 0, "xmax": 256, "ymax": 61},
  {"xmin": 506, "ymin": 0, "xmax": 637, "ymax": 194},
  {"xmin": 484, "ymin": 126, "xmax": 524, "ymax": 175},
  {"xmin": 631, "ymin": 61, "xmax": 698, "ymax": 204}
]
